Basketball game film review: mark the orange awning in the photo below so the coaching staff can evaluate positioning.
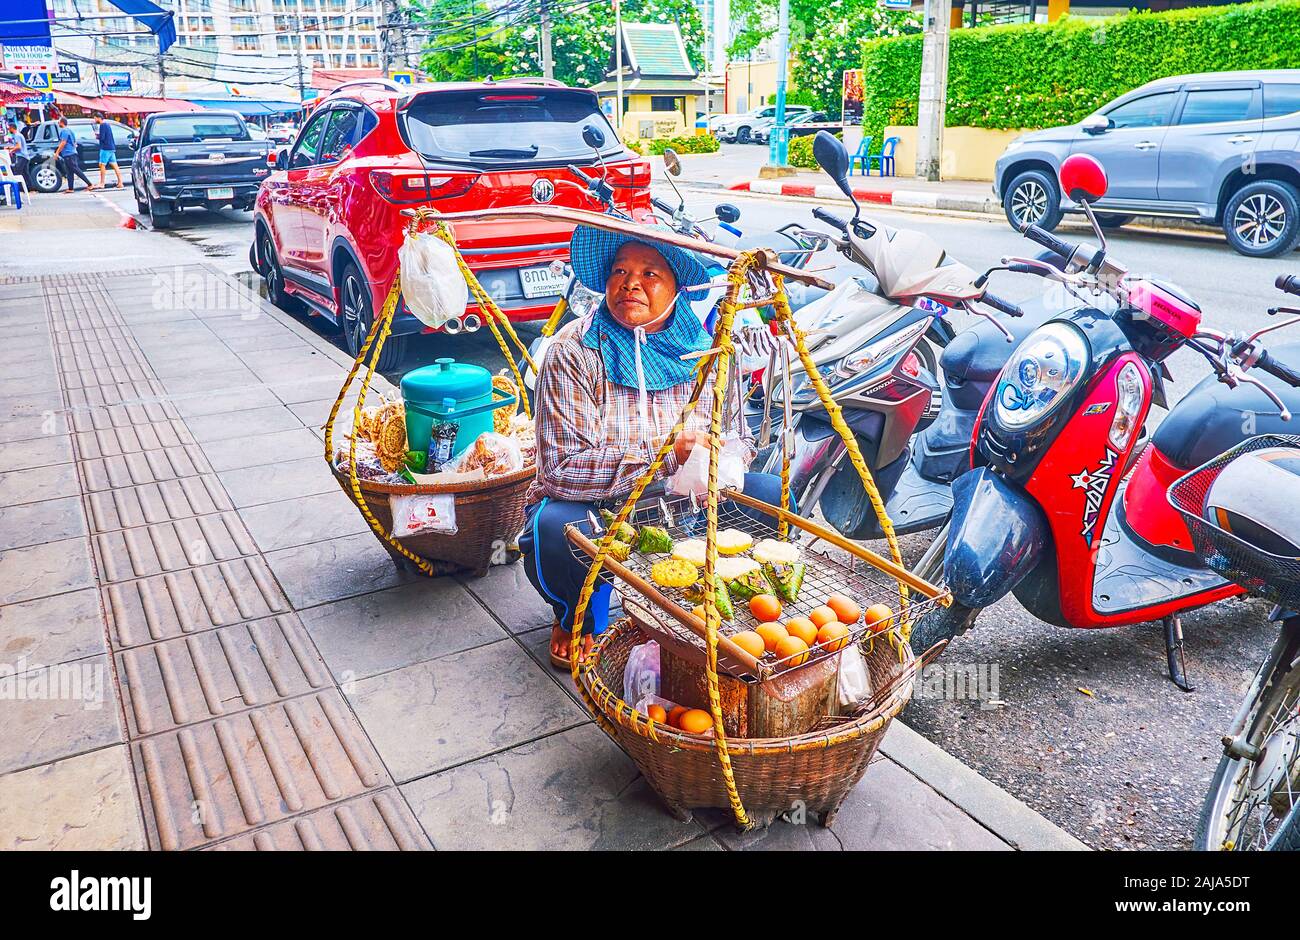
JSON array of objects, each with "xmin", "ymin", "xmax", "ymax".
[{"xmin": 52, "ymin": 89, "xmax": 204, "ymax": 115}]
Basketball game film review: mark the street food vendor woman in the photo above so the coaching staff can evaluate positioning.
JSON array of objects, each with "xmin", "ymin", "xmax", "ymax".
[{"xmin": 520, "ymin": 225, "xmax": 788, "ymax": 669}]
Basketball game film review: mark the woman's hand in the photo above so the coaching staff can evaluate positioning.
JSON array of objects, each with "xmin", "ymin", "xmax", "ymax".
[{"xmin": 673, "ymin": 429, "xmax": 714, "ymax": 464}]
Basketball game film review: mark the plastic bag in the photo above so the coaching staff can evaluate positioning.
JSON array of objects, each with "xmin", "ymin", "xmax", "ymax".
[
  {"xmin": 397, "ymin": 231, "xmax": 468, "ymax": 329},
  {"xmin": 837, "ymin": 642, "xmax": 873, "ymax": 708},
  {"xmin": 623, "ymin": 640, "xmax": 660, "ymax": 703},
  {"xmin": 388, "ymin": 491, "xmax": 458, "ymax": 538},
  {"xmin": 668, "ymin": 433, "xmax": 746, "ymax": 498},
  {"xmin": 452, "ymin": 432, "xmax": 524, "ymax": 478}
]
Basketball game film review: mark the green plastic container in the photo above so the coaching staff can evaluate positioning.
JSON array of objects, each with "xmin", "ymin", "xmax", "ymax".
[{"xmin": 401, "ymin": 358, "xmax": 513, "ymax": 459}]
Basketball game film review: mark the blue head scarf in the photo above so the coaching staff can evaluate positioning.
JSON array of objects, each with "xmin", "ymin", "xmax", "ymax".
[{"xmin": 569, "ymin": 226, "xmax": 712, "ymax": 391}]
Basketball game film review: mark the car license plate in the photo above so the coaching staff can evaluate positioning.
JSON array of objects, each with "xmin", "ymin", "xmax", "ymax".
[
  {"xmin": 519, "ymin": 264, "xmax": 568, "ymax": 299},
  {"xmin": 208, "ymin": 187, "xmax": 234, "ymax": 200}
]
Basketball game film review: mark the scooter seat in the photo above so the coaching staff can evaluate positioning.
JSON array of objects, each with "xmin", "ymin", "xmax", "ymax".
[
  {"xmin": 1151, "ymin": 341, "xmax": 1300, "ymax": 470},
  {"xmin": 939, "ymin": 293, "xmax": 1063, "ymax": 385}
]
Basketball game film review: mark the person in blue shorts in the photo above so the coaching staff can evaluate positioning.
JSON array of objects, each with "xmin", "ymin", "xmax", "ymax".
[
  {"xmin": 54, "ymin": 117, "xmax": 94, "ymax": 193},
  {"xmin": 93, "ymin": 115, "xmax": 122, "ymax": 189}
]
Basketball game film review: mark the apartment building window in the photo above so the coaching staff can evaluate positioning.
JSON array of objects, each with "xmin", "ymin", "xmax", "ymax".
[
  {"xmin": 233, "ymin": 36, "xmax": 260, "ymax": 51},
  {"xmin": 188, "ymin": 0, "xmax": 211, "ymax": 10},
  {"xmin": 360, "ymin": 54, "xmax": 378, "ymax": 68},
  {"xmin": 231, "ymin": 16, "xmax": 257, "ymax": 32},
  {"xmin": 230, "ymin": 0, "xmax": 255, "ymax": 10},
  {"xmin": 329, "ymin": 54, "xmax": 343, "ymax": 67},
  {"xmin": 309, "ymin": 54, "xmax": 325, "ymax": 67},
  {"xmin": 301, "ymin": 0, "xmax": 316, "ymax": 9},
  {"xmin": 344, "ymin": 53, "xmax": 357, "ymax": 67},
  {"xmin": 327, "ymin": 34, "xmax": 344, "ymax": 49},
  {"xmin": 276, "ymin": 35, "xmax": 294, "ymax": 51},
  {"xmin": 357, "ymin": 36, "xmax": 374, "ymax": 51},
  {"xmin": 304, "ymin": 35, "xmax": 322, "ymax": 50},
  {"xmin": 301, "ymin": 16, "xmax": 318, "ymax": 29},
  {"xmin": 324, "ymin": 16, "xmax": 344, "ymax": 28}
]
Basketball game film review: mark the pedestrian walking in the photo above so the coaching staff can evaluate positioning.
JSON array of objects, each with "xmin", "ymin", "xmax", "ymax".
[
  {"xmin": 53, "ymin": 117, "xmax": 94, "ymax": 193},
  {"xmin": 4, "ymin": 120, "xmax": 30, "ymax": 184},
  {"xmin": 93, "ymin": 115, "xmax": 122, "ymax": 189}
]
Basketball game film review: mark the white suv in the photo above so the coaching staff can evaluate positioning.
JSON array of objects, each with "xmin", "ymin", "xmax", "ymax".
[{"xmin": 712, "ymin": 104, "xmax": 811, "ymax": 144}]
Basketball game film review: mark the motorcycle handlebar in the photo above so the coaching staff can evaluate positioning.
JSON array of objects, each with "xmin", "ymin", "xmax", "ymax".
[
  {"xmin": 1018, "ymin": 222, "xmax": 1077, "ymax": 263},
  {"xmin": 812, "ymin": 207, "xmax": 849, "ymax": 232},
  {"xmin": 1255, "ymin": 349, "xmax": 1300, "ymax": 388},
  {"xmin": 650, "ymin": 196, "xmax": 677, "ymax": 217},
  {"xmin": 566, "ymin": 164, "xmax": 593, "ymax": 186},
  {"xmin": 979, "ymin": 292, "xmax": 1025, "ymax": 318},
  {"xmin": 1276, "ymin": 274, "xmax": 1300, "ymax": 297}
]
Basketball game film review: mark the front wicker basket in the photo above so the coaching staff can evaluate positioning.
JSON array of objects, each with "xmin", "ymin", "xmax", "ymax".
[
  {"xmin": 331, "ymin": 464, "xmax": 535, "ymax": 577},
  {"xmin": 581, "ymin": 617, "xmax": 916, "ymax": 828}
]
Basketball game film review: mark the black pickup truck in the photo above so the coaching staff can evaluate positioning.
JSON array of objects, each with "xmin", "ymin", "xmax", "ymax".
[{"xmin": 130, "ymin": 110, "xmax": 271, "ymax": 229}]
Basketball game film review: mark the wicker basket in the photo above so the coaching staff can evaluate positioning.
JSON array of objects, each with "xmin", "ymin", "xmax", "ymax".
[
  {"xmin": 331, "ymin": 463, "xmax": 535, "ymax": 577},
  {"xmin": 580, "ymin": 617, "xmax": 916, "ymax": 828}
]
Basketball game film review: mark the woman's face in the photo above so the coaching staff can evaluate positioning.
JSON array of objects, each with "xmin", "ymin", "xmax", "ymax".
[{"xmin": 605, "ymin": 242, "xmax": 678, "ymax": 330}]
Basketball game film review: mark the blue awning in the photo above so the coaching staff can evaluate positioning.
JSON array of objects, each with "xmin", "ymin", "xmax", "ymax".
[
  {"xmin": 0, "ymin": 0, "xmax": 53, "ymax": 46},
  {"xmin": 105, "ymin": 0, "xmax": 177, "ymax": 55},
  {"xmin": 186, "ymin": 99, "xmax": 303, "ymax": 116}
]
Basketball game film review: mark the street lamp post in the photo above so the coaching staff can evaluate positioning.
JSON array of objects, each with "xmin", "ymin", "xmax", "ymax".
[
  {"xmin": 766, "ymin": 0, "xmax": 790, "ymax": 169},
  {"xmin": 614, "ymin": 0, "xmax": 623, "ymax": 134}
]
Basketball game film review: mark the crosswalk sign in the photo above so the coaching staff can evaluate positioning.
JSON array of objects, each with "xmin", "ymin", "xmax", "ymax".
[
  {"xmin": 390, "ymin": 71, "xmax": 414, "ymax": 85},
  {"xmin": 20, "ymin": 72, "xmax": 51, "ymax": 91}
]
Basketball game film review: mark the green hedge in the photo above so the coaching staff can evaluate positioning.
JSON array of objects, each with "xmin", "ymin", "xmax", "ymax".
[
  {"xmin": 625, "ymin": 133, "xmax": 721, "ymax": 156},
  {"xmin": 788, "ymin": 131, "xmax": 842, "ymax": 170},
  {"xmin": 861, "ymin": 0, "xmax": 1300, "ymax": 147}
]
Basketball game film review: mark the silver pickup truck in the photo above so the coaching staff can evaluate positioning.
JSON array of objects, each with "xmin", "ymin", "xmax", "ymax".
[{"xmin": 994, "ymin": 69, "xmax": 1300, "ymax": 257}]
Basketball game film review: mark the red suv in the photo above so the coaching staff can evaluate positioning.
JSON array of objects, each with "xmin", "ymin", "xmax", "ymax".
[{"xmin": 252, "ymin": 78, "xmax": 652, "ymax": 369}]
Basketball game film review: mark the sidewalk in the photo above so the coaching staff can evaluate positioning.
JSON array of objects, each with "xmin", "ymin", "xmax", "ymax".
[{"xmin": 0, "ymin": 261, "xmax": 1086, "ymax": 851}]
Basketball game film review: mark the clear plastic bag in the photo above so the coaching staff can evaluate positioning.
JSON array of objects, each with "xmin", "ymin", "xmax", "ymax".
[
  {"xmin": 623, "ymin": 640, "xmax": 660, "ymax": 703},
  {"xmin": 398, "ymin": 231, "xmax": 468, "ymax": 329},
  {"xmin": 837, "ymin": 643, "xmax": 873, "ymax": 708},
  {"xmin": 388, "ymin": 492, "xmax": 458, "ymax": 538},
  {"xmin": 452, "ymin": 432, "xmax": 524, "ymax": 478},
  {"xmin": 667, "ymin": 433, "xmax": 746, "ymax": 498}
]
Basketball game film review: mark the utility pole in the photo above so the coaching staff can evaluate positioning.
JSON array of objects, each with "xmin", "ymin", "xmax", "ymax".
[
  {"xmin": 916, "ymin": 0, "xmax": 950, "ymax": 182},
  {"xmin": 295, "ymin": 13, "xmax": 306, "ymax": 104},
  {"xmin": 765, "ymin": 0, "xmax": 790, "ymax": 169},
  {"xmin": 539, "ymin": 0, "xmax": 554, "ymax": 79},
  {"xmin": 158, "ymin": 52, "xmax": 166, "ymax": 98},
  {"xmin": 614, "ymin": 0, "xmax": 623, "ymax": 133},
  {"xmin": 381, "ymin": 0, "xmax": 395, "ymax": 75}
]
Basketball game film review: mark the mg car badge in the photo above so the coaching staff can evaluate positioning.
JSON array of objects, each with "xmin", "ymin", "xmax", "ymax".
[
  {"xmin": 1071, "ymin": 448, "xmax": 1119, "ymax": 543},
  {"xmin": 531, "ymin": 179, "xmax": 555, "ymax": 204}
]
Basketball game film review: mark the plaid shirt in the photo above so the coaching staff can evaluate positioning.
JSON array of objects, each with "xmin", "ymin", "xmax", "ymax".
[{"xmin": 526, "ymin": 319, "xmax": 754, "ymax": 505}]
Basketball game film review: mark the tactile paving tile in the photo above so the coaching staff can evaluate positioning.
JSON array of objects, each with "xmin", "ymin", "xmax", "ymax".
[
  {"xmin": 62, "ymin": 362, "xmax": 155, "ymax": 390},
  {"xmin": 131, "ymin": 690, "xmax": 388, "ymax": 850},
  {"xmin": 80, "ymin": 447, "xmax": 213, "ymax": 491},
  {"xmin": 117, "ymin": 615, "xmax": 331, "ymax": 736},
  {"xmin": 55, "ymin": 336, "xmax": 145, "ymax": 375},
  {"xmin": 74, "ymin": 418, "xmax": 194, "ymax": 460},
  {"xmin": 68, "ymin": 400, "xmax": 181, "ymax": 434},
  {"xmin": 93, "ymin": 511, "xmax": 258, "ymax": 582},
  {"xmin": 206, "ymin": 790, "xmax": 430, "ymax": 851},
  {"xmin": 64, "ymin": 379, "xmax": 169, "ymax": 410},
  {"xmin": 84, "ymin": 475, "xmax": 234, "ymax": 532},
  {"xmin": 103, "ymin": 556, "xmax": 291, "ymax": 648}
]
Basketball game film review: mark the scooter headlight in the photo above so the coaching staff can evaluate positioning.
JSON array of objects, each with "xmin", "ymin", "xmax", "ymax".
[{"xmin": 993, "ymin": 322, "xmax": 1088, "ymax": 430}]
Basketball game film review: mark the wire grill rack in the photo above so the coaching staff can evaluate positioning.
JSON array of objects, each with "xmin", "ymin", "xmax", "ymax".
[
  {"xmin": 1168, "ymin": 434, "xmax": 1300, "ymax": 611},
  {"xmin": 567, "ymin": 491, "xmax": 951, "ymax": 680}
]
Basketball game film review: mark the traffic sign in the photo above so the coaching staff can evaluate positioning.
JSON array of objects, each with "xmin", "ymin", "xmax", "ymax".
[
  {"xmin": 390, "ymin": 71, "xmax": 415, "ymax": 85},
  {"xmin": 20, "ymin": 72, "xmax": 51, "ymax": 91}
]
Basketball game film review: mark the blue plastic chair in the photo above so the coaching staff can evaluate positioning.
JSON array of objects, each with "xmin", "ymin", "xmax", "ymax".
[
  {"xmin": 848, "ymin": 136, "xmax": 872, "ymax": 176},
  {"xmin": 0, "ymin": 179, "xmax": 21, "ymax": 210},
  {"xmin": 867, "ymin": 136, "xmax": 900, "ymax": 177}
]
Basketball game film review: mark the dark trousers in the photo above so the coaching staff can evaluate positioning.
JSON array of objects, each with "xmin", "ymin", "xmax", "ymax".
[
  {"xmin": 520, "ymin": 471, "xmax": 791, "ymax": 634},
  {"xmin": 11, "ymin": 155, "xmax": 27, "ymax": 180},
  {"xmin": 58, "ymin": 154, "xmax": 91, "ymax": 191}
]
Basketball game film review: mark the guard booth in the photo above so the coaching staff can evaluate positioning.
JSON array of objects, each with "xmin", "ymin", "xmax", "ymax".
[{"xmin": 590, "ymin": 22, "xmax": 712, "ymax": 140}]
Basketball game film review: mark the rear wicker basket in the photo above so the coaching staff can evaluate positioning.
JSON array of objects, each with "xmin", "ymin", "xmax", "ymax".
[
  {"xmin": 580, "ymin": 617, "xmax": 916, "ymax": 827},
  {"xmin": 331, "ymin": 464, "xmax": 534, "ymax": 577}
]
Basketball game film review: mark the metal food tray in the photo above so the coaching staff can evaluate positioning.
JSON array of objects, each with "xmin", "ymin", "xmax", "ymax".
[{"xmin": 565, "ymin": 490, "xmax": 951, "ymax": 682}]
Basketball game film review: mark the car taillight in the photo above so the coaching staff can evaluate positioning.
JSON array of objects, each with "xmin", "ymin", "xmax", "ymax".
[
  {"xmin": 369, "ymin": 170, "xmax": 478, "ymax": 204},
  {"xmin": 150, "ymin": 151, "xmax": 165, "ymax": 182},
  {"xmin": 609, "ymin": 160, "xmax": 651, "ymax": 189}
]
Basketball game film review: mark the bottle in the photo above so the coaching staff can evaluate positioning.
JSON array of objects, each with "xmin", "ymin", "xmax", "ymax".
[{"xmin": 430, "ymin": 396, "xmax": 460, "ymax": 471}]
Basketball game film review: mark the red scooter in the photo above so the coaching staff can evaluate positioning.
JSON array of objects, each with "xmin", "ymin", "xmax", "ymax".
[{"xmin": 911, "ymin": 154, "xmax": 1300, "ymax": 689}]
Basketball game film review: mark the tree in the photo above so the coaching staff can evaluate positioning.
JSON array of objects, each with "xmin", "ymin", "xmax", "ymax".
[
  {"xmin": 413, "ymin": 0, "xmax": 513, "ymax": 82},
  {"xmin": 789, "ymin": 2, "xmax": 920, "ymax": 117}
]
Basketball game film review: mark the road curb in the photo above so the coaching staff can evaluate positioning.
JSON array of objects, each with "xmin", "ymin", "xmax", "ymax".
[
  {"xmin": 883, "ymin": 721, "xmax": 1091, "ymax": 851},
  {"xmin": 728, "ymin": 178, "xmax": 999, "ymax": 214}
]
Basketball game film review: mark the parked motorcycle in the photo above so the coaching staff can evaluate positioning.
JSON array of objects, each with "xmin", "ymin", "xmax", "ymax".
[
  {"xmin": 1166, "ymin": 433, "xmax": 1300, "ymax": 851},
  {"xmin": 910, "ymin": 153, "xmax": 1300, "ymax": 692},
  {"xmin": 752, "ymin": 131, "xmax": 1072, "ymax": 542}
]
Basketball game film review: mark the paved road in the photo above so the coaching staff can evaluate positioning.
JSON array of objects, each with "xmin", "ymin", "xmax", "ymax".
[{"xmin": 79, "ymin": 180, "xmax": 1300, "ymax": 850}]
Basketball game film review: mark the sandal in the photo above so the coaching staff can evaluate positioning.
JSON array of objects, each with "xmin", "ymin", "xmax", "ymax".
[{"xmin": 548, "ymin": 624, "xmax": 593, "ymax": 670}]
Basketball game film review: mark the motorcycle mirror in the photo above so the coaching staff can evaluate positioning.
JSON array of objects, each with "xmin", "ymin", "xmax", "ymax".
[
  {"xmin": 662, "ymin": 148, "xmax": 682, "ymax": 177},
  {"xmin": 715, "ymin": 203, "xmax": 740, "ymax": 224},
  {"xmin": 813, "ymin": 130, "xmax": 861, "ymax": 221},
  {"xmin": 1060, "ymin": 153, "xmax": 1107, "ymax": 204},
  {"xmin": 582, "ymin": 125, "xmax": 606, "ymax": 151}
]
